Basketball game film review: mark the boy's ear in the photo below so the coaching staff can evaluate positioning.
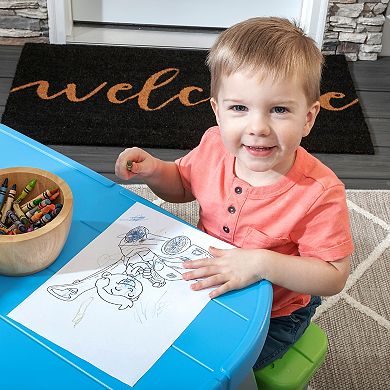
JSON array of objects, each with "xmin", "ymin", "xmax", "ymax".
[
  {"xmin": 303, "ymin": 101, "xmax": 321, "ymax": 137},
  {"xmin": 210, "ymin": 97, "xmax": 220, "ymax": 126}
]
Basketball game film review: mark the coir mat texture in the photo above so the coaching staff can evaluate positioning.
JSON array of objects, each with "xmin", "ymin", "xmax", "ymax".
[{"xmin": 2, "ymin": 43, "xmax": 374, "ymax": 154}]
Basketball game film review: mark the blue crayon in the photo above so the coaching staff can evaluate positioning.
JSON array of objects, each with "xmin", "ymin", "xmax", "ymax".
[
  {"xmin": 50, "ymin": 207, "xmax": 62, "ymax": 218},
  {"xmin": 0, "ymin": 183, "xmax": 16, "ymax": 224},
  {"xmin": 33, "ymin": 213, "xmax": 52, "ymax": 228},
  {"xmin": 37, "ymin": 199, "xmax": 51, "ymax": 209},
  {"xmin": 6, "ymin": 210, "xmax": 27, "ymax": 233},
  {"xmin": 0, "ymin": 178, "xmax": 8, "ymax": 209}
]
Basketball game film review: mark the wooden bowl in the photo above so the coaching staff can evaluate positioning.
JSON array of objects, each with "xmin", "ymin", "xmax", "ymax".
[{"xmin": 0, "ymin": 167, "xmax": 73, "ymax": 276}]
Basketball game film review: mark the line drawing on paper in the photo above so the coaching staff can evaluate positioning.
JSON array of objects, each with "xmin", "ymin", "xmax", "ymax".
[
  {"xmin": 72, "ymin": 297, "xmax": 94, "ymax": 327},
  {"xmin": 47, "ymin": 226, "xmax": 212, "ymax": 311}
]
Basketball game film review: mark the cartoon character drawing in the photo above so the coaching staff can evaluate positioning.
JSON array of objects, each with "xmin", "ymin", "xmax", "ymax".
[{"xmin": 47, "ymin": 226, "xmax": 211, "ymax": 310}]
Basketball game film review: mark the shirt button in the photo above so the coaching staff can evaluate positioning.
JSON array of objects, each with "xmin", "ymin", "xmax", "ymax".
[
  {"xmin": 235, "ymin": 186, "xmax": 243, "ymax": 194},
  {"xmin": 223, "ymin": 226, "xmax": 230, "ymax": 233},
  {"xmin": 228, "ymin": 206, "xmax": 236, "ymax": 214}
]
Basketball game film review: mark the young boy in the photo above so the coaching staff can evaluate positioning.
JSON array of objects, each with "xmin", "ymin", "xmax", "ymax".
[{"xmin": 115, "ymin": 17, "xmax": 353, "ymax": 369}]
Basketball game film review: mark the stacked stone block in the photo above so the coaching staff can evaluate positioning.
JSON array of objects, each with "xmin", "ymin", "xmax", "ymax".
[
  {"xmin": 0, "ymin": 0, "xmax": 48, "ymax": 41},
  {"xmin": 323, "ymin": 0, "xmax": 389, "ymax": 60}
]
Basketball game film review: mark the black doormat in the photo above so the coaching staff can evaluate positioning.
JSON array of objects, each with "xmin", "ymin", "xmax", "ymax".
[{"xmin": 2, "ymin": 43, "xmax": 374, "ymax": 154}]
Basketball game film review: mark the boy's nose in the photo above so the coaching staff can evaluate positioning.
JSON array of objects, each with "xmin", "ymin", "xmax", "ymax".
[{"xmin": 248, "ymin": 115, "xmax": 271, "ymax": 136}]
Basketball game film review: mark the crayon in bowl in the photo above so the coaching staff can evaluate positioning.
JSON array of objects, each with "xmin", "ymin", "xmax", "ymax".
[
  {"xmin": 0, "ymin": 181, "xmax": 63, "ymax": 235},
  {"xmin": 0, "ymin": 167, "xmax": 73, "ymax": 276}
]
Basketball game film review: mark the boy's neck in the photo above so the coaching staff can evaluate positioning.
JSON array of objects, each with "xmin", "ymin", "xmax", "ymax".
[{"xmin": 234, "ymin": 150, "xmax": 298, "ymax": 187}]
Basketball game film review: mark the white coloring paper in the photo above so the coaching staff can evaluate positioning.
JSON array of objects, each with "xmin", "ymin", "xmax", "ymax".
[{"xmin": 8, "ymin": 202, "xmax": 234, "ymax": 386}]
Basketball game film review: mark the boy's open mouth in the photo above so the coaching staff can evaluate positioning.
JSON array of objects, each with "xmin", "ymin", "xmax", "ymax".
[
  {"xmin": 246, "ymin": 145, "xmax": 274, "ymax": 151},
  {"xmin": 244, "ymin": 144, "xmax": 276, "ymax": 156}
]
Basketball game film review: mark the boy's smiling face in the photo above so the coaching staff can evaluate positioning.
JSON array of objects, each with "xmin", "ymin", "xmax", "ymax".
[{"xmin": 210, "ymin": 70, "xmax": 320, "ymax": 186}]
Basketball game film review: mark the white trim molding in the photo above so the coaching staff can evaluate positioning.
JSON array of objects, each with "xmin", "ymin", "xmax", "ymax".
[
  {"xmin": 47, "ymin": 0, "xmax": 73, "ymax": 44},
  {"xmin": 300, "ymin": 0, "xmax": 329, "ymax": 49}
]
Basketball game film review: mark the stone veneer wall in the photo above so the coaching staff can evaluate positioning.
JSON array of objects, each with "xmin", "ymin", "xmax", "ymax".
[
  {"xmin": 0, "ymin": 1, "xmax": 49, "ymax": 42},
  {"xmin": 0, "ymin": 0, "xmax": 389, "ymax": 60},
  {"xmin": 323, "ymin": 0, "xmax": 389, "ymax": 60}
]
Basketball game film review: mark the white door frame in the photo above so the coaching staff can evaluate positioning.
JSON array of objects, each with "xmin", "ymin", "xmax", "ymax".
[
  {"xmin": 47, "ymin": 0, "xmax": 329, "ymax": 49},
  {"xmin": 47, "ymin": 0, "xmax": 73, "ymax": 44}
]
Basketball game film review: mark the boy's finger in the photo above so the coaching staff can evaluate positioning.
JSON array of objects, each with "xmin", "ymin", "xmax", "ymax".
[{"xmin": 183, "ymin": 258, "xmax": 213, "ymax": 269}]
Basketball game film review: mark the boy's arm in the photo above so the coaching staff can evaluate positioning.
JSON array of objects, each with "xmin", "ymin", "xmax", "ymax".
[
  {"xmin": 115, "ymin": 147, "xmax": 195, "ymax": 203},
  {"xmin": 183, "ymin": 247, "xmax": 351, "ymax": 299}
]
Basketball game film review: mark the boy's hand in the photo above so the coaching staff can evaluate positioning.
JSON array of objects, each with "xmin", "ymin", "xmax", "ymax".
[
  {"xmin": 182, "ymin": 246, "xmax": 263, "ymax": 299},
  {"xmin": 115, "ymin": 147, "xmax": 157, "ymax": 180}
]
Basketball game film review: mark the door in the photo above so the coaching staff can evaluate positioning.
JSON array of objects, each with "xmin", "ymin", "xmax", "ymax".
[{"xmin": 71, "ymin": 0, "xmax": 304, "ymax": 29}]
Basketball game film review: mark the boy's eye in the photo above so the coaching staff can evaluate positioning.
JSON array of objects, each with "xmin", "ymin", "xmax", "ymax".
[
  {"xmin": 273, "ymin": 106, "xmax": 287, "ymax": 114},
  {"xmin": 231, "ymin": 105, "xmax": 248, "ymax": 112}
]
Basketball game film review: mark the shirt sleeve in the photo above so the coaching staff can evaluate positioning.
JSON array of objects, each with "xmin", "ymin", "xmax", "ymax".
[
  {"xmin": 290, "ymin": 185, "xmax": 354, "ymax": 261},
  {"xmin": 174, "ymin": 127, "xmax": 216, "ymax": 193}
]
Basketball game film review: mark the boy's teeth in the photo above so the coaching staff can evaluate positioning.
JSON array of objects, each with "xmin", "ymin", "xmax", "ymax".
[{"xmin": 249, "ymin": 146, "xmax": 269, "ymax": 150}]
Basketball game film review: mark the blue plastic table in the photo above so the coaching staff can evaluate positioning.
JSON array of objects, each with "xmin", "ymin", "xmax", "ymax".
[{"xmin": 0, "ymin": 124, "xmax": 272, "ymax": 390}]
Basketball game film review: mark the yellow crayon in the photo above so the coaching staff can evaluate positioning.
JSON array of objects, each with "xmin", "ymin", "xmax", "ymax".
[{"xmin": 12, "ymin": 203, "xmax": 30, "ymax": 226}]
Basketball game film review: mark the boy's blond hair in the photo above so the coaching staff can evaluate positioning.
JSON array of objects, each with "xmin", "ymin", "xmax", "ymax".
[{"xmin": 207, "ymin": 17, "xmax": 324, "ymax": 104}]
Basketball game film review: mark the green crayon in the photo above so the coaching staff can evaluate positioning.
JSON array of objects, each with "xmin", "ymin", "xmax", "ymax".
[
  {"xmin": 21, "ymin": 197, "xmax": 43, "ymax": 214},
  {"xmin": 14, "ymin": 179, "xmax": 37, "ymax": 204}
]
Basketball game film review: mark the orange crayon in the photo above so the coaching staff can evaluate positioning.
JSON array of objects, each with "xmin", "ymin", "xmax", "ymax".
[
  {"xmin": 25, "ymin": 187, "xmax": 58, "ymax": 204},
  {"xmin": 49, "ymin": 191, "xmax": 60, "ymax": 201}
]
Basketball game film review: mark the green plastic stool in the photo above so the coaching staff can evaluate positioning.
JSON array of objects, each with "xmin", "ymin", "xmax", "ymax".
[{"xmin": 254, "ymin": 322, "xmax": 328, "ymax": 390}]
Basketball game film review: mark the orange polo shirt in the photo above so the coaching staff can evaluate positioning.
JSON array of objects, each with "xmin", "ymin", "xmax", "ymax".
[{"xmin": 175, "ymin": 126, "xmax": 354, "ymax": 317}]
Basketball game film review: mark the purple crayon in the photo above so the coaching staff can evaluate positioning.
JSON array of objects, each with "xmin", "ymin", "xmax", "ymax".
[
  {"xmin": 0, "ymin": 178, "xmax": 8, "ymax": 209},
  {"xmin": 0, "ymin": 184, "xmax": 16, "ymax": 224}
]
